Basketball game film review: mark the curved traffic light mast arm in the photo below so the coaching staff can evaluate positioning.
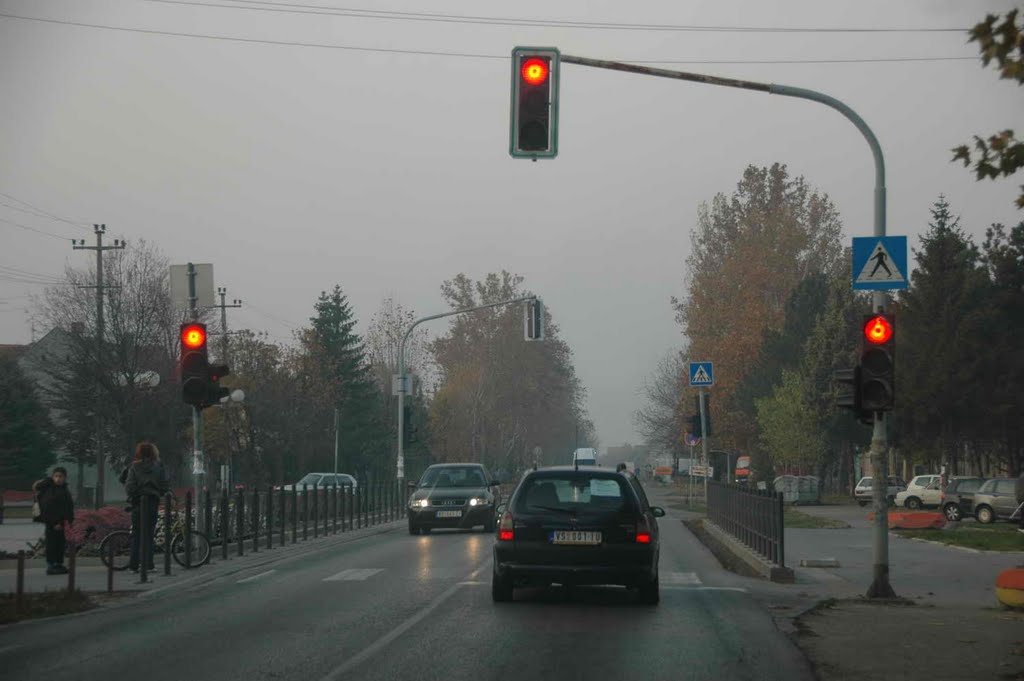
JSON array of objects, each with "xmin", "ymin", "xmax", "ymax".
[
  {"xmin": 560, "ymin": 53, "xmax": 894, "ymax": 598},
  {"xmin": 395, "ymin": 295, "xmax": 538, "ymax": 481}
]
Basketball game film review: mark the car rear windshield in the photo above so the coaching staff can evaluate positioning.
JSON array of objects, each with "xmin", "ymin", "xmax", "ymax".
[
  {"xmin": 515, "ymin": 474, "xmax": 633, "ymax": 514},
  {"xmin": 418, "ymin": 466, "xmax": 486, "ymax": 488}
]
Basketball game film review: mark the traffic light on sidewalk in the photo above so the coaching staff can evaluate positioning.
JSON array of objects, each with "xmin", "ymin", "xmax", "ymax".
[
  {"xmin": 859, "ymin": 314, "xmax": 895, "ymax": 412},
  {"xmin": 181, "ymin": 323, "xmax": 209, "ymax": 407},
  {"xmin": 510, "ymin": 47, "xmax": 560, "ymax": 159}
]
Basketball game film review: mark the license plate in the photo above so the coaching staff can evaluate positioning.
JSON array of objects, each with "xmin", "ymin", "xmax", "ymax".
[
  {"xmin": 436, "ymin": 510, "xmax": 462, "ymax": 518},
  {"xmin": 551, "ymin": 531, "xmax": 602, "ymax": 545}
]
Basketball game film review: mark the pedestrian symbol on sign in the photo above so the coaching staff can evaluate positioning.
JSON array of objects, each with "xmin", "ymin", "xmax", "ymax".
[{"xmin": 688, "ymin": 361, "xmax": 714, "ymax": 387}]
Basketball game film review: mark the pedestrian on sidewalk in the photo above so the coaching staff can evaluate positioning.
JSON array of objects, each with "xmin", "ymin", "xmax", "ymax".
[
  {"xmin": 33, "ymin": 467, "xmax": 74, "ymax": 575},
  {"xmin": 125, "ymin": 442, "xmax": 169, "ymax": 572}
]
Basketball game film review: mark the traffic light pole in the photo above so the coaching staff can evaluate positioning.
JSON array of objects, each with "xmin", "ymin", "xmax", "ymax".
[
  {"xmin": 396, "ymin": 295, "xmax": 538, "ymax": 481},
  {"xmin": 699, "ymin": 388, "xmax": 709, "ymax": 501},
  {"xmin": 560, "ymin": 54, "xmax": 894, "ymax": 597},
  {"xmin": 188, "ymin": 264, "xmax": 204, "ymax": 530}
]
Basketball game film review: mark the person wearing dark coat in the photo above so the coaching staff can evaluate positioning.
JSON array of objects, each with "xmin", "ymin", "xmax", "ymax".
[
  {"xmin": 124, "ymin": 442, "xmax": 170, "ymax": 571},
  {"xmin": 33, "ymin": 467, "xmax": 75, "ymax": 575}
]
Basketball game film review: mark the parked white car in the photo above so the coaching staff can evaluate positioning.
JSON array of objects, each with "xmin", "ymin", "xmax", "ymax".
[
  {"xmin": 280, "ymin": 472, "xmax": 357, "ymax": 492},
  {"xmin": 895, "ymin": 474, "xmax": 942, "ymax": 510}
]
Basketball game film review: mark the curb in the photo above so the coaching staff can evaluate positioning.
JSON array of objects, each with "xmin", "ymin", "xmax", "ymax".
[{"xmin": 702, "ymin": 519, "xmax": 795, "ymax": 583}]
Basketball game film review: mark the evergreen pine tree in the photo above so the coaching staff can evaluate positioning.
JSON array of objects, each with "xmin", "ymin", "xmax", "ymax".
[{"xmin": 0, "ymin": 354, "xmax": 56, "ymax": 488}]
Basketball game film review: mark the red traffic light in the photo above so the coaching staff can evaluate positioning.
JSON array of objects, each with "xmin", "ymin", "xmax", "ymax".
[
  {"xmin": 521, "ymin": 58, "xmax": 549, "ymax": 85},
  {"xmin": 181, "ymin": 324, "xmax": 206, "ymax": 349},
  {"xmin": 863, "ymin": 315, "xmax": 893, "ymax": 344}
]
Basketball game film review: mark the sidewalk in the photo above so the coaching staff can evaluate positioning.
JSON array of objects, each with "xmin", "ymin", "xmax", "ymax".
[{"xmin": 1, "ymin": 518, "xmax": 407, "ymax": 597}]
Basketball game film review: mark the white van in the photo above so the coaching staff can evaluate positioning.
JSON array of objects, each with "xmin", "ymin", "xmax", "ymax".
[{"xmin": 572, "ymin": 448, "xmax": 599, "ymax": 467}]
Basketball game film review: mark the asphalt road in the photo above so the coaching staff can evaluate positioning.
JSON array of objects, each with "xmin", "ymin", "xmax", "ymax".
[{"xmin": 0, "ymin": 493, "xmax": 813, "ymax": 681}]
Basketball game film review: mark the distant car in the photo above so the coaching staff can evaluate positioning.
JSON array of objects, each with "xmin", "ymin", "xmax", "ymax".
[
  {"xmin": 572, "ymin": 448, "xmax": 599, "ymax": 467},
  {"xmin": 940, "ymin": 477, "xmax": 987, "ymax": 522},
  {"xmin": 853, "ymin": 476, "xmax": 906, "ymax": 507},
  {"xmin": 973, "ymin": 478, "xmax": 1020, "ymax": 524},
  {"xmin": 280, "ymin": 472, "xmax": 357, "ymax": 493},
  {"xmin": 895, "ymin": 474, "xmax": 943, "ymax": 510},
  {"xmin": 491, "ymin": 466, "xmax": 664, "ymax": 604},
  {"xmin": 406, "ymin": 463, "xmax": 501, "ymax": 535}
]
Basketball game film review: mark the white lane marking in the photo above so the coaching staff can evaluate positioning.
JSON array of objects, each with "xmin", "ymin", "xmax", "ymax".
[
  {"xmin": 662, "ymin": 571, "xmax": 702, "ymax": 585},
  {"xmin": 319, "ymin": 564, "xmax": 485, "ymax": 681},
  {"xmin": 323, "ymin": 568, "xmax": 384, "ymax": 582},
  {"xmin": 237, "ymin": 569, "xmax": 276, "ymax": 584},
  {"xmin": 458, "ymin": 580, "xmax": 486, "ymax": 585}
]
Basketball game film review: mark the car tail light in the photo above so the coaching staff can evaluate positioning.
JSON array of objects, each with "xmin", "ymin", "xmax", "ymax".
[
  {"xmin": 636, "ymin": 514, "xmax": 652, "ymax": 544},
  {"xmin": 498, "ymin": 511, "xmax": 514, "ymax": 541}
]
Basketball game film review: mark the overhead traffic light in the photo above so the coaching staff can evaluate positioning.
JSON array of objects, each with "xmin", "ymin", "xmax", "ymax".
[
  {"xmin": 524, "ymin": 298, "xmax": 544, "ymax": 341},
  {"xmin": 510, "ymin": 47, "xmax": 560, "ymax": 159},
  {"xmin": 859, "ymin": 314, "xmax": 895, "ymax": 412},
  {"xmin": 181, "ymin": 323, "xmax": 209, "ymax": 407},
  {"xmin": 179, "ymin": 322, "xmax": 231, "ymax": 408}
]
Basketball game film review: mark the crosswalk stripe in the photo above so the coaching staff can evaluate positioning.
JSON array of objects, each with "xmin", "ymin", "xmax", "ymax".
[
  {"xmin": 324, "ymin": 568, "xmax": 384, "ymax": 582},
  {"xmin": 237, "ymin": 569, "xmax": 276, "ymax": 584},
  {"xmin": 662, "ymin": 571, "xmax": 702, "ymax": 585}
]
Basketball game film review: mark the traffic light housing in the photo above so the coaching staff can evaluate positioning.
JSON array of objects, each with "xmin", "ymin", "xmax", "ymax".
[
  {"xmin": 179, "ymin": 322, "xmax": 231, "ymax": 408},
  {"xmin": 510, "ymin": 47, "xmax": 560, "ymax": 159},
  {"xmin": 181, "ymin": 323, "xmax": 209, "ymax": 407},
  {"xmin": 402, "ymin": 404, "xmax": 417, "ymax": 447},
  {"xmin": 859, "ymin": 314, "xmax": 895, "ymax": 412},
  {"xmin": 692, "ymin": 394, "xmax": 712, "ymax": 437},
  {"xmin": 524, "ymin": 298, "xmax": 544, "ymax": 341}
]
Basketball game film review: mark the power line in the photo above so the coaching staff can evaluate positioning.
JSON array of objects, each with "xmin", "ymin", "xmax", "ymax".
[
  {"xmin": 144, "ymin": 0, "xmax": 969, "ymax": 33},
  {"xmin": 0, "ymin": 191, "xmax": 92, "ymax": 230},
  {"xmin": 0, "ymin": 215, "xmax": 74, "ymax": 241},
  {"xmin": 0, "ymin": 11, "xmax": 978, "ymax": 65},
  {"xmin": 244, "ymin": 301, "xmax": 300, "ymax": 329},
  {"xmin": 0, "ymin": 263, "xmax": 65, "ymax": 283}
]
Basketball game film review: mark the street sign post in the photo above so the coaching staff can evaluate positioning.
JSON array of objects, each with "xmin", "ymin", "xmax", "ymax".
[
  {"xmin": 684, "ymin": 432, "xmax": 701, "ymax": 447},
  {"xmin": 852, "ymin": 236, "xmax": 907, "ymax": 290}
]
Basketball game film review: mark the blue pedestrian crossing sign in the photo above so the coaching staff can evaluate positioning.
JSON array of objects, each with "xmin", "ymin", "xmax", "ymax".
[
  {"xmin": 852, "ymin": 236, "xmax": 908, "ymax": 290},
  {"xmin": 689, "ymin": 362, "xmax": 714, "ymax": 387}
]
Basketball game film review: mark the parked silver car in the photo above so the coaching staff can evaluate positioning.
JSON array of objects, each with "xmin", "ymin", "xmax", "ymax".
[{"xmin": 973, "ymin": 478, "xmax": 1020, "ymax": 524}]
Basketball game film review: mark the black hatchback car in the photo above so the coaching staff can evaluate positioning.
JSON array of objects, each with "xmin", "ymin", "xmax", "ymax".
[
  {"xmin": 407, "ymin": 463, "xmax": 501, "ymax": 534},
  {"xmin": 492, "ymin": 466, "xmax": 664, "ymax": 604}
]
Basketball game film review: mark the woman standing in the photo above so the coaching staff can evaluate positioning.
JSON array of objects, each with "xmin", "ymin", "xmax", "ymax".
[{"xmin": 124, "ymin": 442, "xmax": 169, "ymax": 572}]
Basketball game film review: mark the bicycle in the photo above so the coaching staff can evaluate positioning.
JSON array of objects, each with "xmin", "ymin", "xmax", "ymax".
[{"xmin": 99, "ymin": 506, "xmax": 211, "ymax": 570}]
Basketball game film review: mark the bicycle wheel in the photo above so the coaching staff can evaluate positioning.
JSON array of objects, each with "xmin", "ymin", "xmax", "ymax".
[
  {"xmin": 99, "ymin": 530, "xmax": 133, "ymax": 571},
  {"xmin": 171, "ymin": 530, "xmax": 211, "ymax": 568}
]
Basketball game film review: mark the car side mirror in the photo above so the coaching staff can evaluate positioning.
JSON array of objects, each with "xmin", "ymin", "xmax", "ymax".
[
  {"xmin": 406, "ymin": 482, "xmax": 417, "ymax": 490},
  {"xmin": 650, "ymin": 506, "xmax": 666, "ymax": 518},
  {"xmin": 495, "ymin": 503, "xmax": 507, "ymax": 515}
]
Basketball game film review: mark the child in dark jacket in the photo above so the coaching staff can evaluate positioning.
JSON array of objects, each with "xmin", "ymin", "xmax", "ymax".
[{"xmin": 33, "ymin": 467, "xmax": 75, "ymax": 575}]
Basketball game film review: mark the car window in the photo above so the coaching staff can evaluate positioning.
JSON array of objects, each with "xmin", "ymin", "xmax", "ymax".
[
  {"xmin": 995, "ymin": 480, "xmax": 1015, "ymax": 494},
  {"xmin": 516, "ymin": 474, "xmax": 630, "ymax": 514},
  {"xmin": 858, "ymin": 478, "xmax": 872, "ymax": 487},
  {"xmin": 419, "ymin": 466, "xmax": 487, "ymax": 488},
  {"xmin": 630, "ymin": 479, "xmax": 650, "ymax": 509},
  {"xmin": 978, "ymin": 480, "xmax": 996, "ymax": 493},
  {"xmin": 956, "ymin": 480, "xmax": 982, "ymax": 493},
  {"xmin": 297, "ymin": 474, "xmax": 321, "ymax": 487}
]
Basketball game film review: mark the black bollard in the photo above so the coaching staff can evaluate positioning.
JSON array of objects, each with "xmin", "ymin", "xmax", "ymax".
[
  {"xmin": 266, "ymin": 485, "xmax": 273, "ymax": 550},
  {"xmin": 204, "ymin": 488, "xmax": 213, "ymax": 561},
  {"xmin": 252, "ymin": 489, "xmax": 260, "ymax": 553},
  {"xmin": 279, "ymin": 486, "xmax": 286, "ymax": 547},
  {"xmin": 302, "ymin": 484, "xmax": 309, "ymax": 541},
  {"xmin": 236, "ymin": 489, "xmax": 245, "ymax": 557},
  {"xmin": 164, "ymin": 493, "xmax": 173, "ymax": 575},
  {"xmin": 291, "ymin": 485, "xmax": 297, "ymax": 544},
  {"xmin": 313, "ymin": 485, "xmax": 319, "ymax": 539},
  {"xmin": 140, "ymin": 494, "xmax": 150, "ymax": 583},
  {"xmin": 15, "ymin": 551, "xmax": 24, "ymax": 612},
  {"xmin": 184, "ymin": 490, "xmax": 193, "ymax": 569},
  {"xmin": 220, "ymin": 489, "xmax": 229, "ymax": 561}
]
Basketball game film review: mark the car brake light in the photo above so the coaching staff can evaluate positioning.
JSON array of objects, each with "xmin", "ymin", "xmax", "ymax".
[
  {"xmin": 636, "ymin": 514, "xmax": 652, "ymax": 544},
  {"xmin": 498, "ymin": 511, "xmax": 514, "ymax": 541}
]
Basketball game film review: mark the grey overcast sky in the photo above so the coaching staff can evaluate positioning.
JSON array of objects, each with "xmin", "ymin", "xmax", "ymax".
[{"xmin": 1, "ymin": 0, "xmax": 1020, "ymax": 452}]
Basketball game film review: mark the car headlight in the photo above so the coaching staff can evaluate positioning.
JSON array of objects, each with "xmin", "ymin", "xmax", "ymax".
[
  {"xmin": 410, "ymin": 498, "xmax": 430, "ymax": 508},
  {"xmin": 469, "ymin": 497, "xmax": 489, "ymax": 507}
]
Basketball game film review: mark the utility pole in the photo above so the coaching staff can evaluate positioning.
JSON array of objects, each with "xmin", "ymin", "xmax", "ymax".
[
  {"xmin": 187, "ymin": 264, "xmax": 203, "ymax": 521},
  {"xmin": 72, "ymin": 224, "xmax": 125, "ymax": 509},
  {"xmin": 334, "ymin": 408, "xmax": 340, "ymax": 476},
  {"xmin": 210, "ymin": 287, "xmax": 241, "ymax": 488}
]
